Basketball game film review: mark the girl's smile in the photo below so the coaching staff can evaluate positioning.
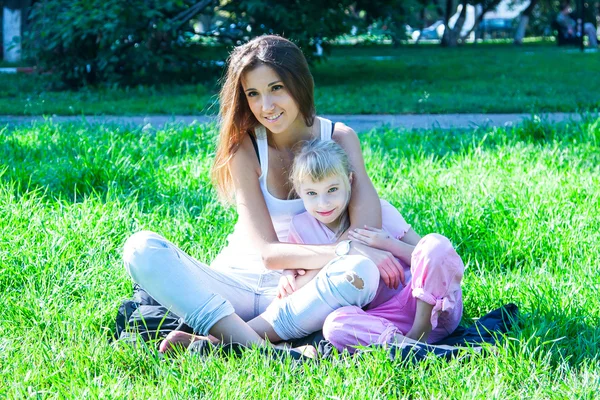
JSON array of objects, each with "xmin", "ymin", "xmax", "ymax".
[
  {"xmin": 298, "ymin": 174, "xmax": 350, "ymax": 231},
  {"xmin": 316, "ymin": 209, "xmax": 337, "ymax": 217}
]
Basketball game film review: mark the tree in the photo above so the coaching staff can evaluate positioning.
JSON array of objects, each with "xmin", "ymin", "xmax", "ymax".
[
  {"xmin": 26, "ymin": 0, "xmax": 219, "ymax": 87},
  {"xmin": 219, "ymin": 0, "xmax": 359, "ymax": 57},
  {"xmin": 351, "ymin": 0, "xmax": 423, "ymax": 46},
  {"xmin": 25, "ymin": 0, "xmax": 365, "ymax": 86}
]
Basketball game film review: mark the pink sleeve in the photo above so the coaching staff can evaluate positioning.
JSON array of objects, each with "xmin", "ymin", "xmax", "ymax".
[{"xmin": 380, "ymin": 199, "xmax": 411, "ymax": 240}]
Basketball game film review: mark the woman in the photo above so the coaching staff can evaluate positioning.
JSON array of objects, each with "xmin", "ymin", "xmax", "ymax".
[{"xmin": 122, "ymin": 35, "xmax": 404, "ymax": 351}]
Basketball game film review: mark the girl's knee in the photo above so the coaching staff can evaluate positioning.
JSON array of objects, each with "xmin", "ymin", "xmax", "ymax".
[
  {"xmin": 415, "ymin": 233, "xmax": 453, "ymax": 255},
  {"xmin": 410, "ymin": 234, "xmax": 464, "ymax": 326},
  {"xmin": 328, "ymin": 255, "xmax": 380, "ymax": 307},
  {"xmin": 412, "ymin": 234, "xmax": 464, "ymax": 277}
]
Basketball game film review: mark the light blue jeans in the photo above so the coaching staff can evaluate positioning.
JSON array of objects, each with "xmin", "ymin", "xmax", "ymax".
[{"xmin": 123, "ymin": 231, "xmax": 380, "ymax": 340}]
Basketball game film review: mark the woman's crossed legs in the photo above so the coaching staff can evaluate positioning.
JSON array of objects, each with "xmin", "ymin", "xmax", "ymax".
[{"xmin": 122, "ymin": 231, "xmax": 380, "ymax": 352}]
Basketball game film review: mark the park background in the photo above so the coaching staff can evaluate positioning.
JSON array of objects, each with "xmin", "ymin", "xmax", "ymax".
[{"xmin": 1, "ymin": 0, "xmax": 599, "ymax": 398}]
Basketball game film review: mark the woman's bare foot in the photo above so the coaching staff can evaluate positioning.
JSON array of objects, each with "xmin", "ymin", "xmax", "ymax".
[
  {"xmin": 159, "ymin": 331, "xmax": 317, "ymax": 359},
  {"xmin": 158, "ymin": 331, "xmax": 218, "ymax": 353}
]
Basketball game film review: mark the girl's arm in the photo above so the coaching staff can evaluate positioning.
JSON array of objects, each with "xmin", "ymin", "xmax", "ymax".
[
  {"xmin": 349, "ymin": 227, "xmax": 422, "ymax": 265},
  {"xmin": 229, "ymin": 135, "xmax": 337, "ymax": 270}
]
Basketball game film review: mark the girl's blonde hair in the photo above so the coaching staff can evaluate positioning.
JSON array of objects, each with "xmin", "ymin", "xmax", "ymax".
[
  {"xmin": 211, "ymin": 35, "xmax": 316, "ymax": 203},
  {"xmin": 291, "ymin": 140, "xmax": 354, "ymax": 239}
]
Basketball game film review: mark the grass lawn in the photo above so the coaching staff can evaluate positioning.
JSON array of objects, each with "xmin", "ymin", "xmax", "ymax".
[
  {"xmin": 1, "ymin": 43, "xmax": 599, "ymax": 116},
  {"xmin": 1, "ymin": 118, "xmax": 600, "ymax": 398}
]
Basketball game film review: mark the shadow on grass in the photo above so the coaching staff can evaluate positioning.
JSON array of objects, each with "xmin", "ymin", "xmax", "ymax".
[
  {"xmin": 511, "ymin": 309, "xmax": 600, "ymax": 367},
  {"xmin": 363, "ymin": 113, "xmax": 600, "ymax": 160},
  {"xmin": 1, "ymin": 117, "xmax": 599, "ymax": 270},
  {"xmin": 0, "ymin": 121, "xmax": 221, "ymax": 216}
]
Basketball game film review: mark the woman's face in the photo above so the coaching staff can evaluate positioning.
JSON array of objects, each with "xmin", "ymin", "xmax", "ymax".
[{"xmin": 241, "ymin": 64, "xmax": 302, "ymax": 134}]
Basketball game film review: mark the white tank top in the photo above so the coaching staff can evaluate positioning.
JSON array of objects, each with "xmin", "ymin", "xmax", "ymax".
[{"xmin": 211, "ymin": 117, "xmax": 334, "ymax": 271}]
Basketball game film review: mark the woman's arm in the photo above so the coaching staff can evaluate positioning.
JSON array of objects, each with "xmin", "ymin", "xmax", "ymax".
[
  {"xmin": 332, "ymin": 124, "xmax": 382, "ymax": 234},
  {"xmin": 333, "ymin": 124, "xmax": 405, "ymax": 288},
  {"xmin": 229, "ymin": 135, "xmax": 336, "ymax": 270}
]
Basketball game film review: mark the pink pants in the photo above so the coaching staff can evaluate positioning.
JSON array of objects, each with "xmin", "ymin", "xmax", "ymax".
[{"xmin": 322, "ymin": 234, "xmax": 464, "ymax": 352}]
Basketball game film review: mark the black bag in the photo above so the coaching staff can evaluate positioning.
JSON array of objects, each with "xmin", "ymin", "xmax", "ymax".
[{"xmin": 113, "ymin": 284, "xmax": 194, "ymax": 344}]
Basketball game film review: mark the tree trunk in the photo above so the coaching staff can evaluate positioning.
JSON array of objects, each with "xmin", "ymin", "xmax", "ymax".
[
  {"xmin": 443, "ymin": 0, "xmax": 468, "ymax": 47},
  {"xmin": 3, "ymin": 0, "xmax": 23, "ymax": 62},
  {"xmin": 441, "ymin": 0, "xmax": 455, "ymax": 46},
  {"xmin": 514, "ymin": 0, "xmax": 538, "ymax": 45},
  {"xmin": 431, "ymin": 0, "xmax": 445, "ymax": 18}
]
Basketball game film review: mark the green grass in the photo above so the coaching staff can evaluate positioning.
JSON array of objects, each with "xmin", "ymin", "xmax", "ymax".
[
  {"xmin": 1, "ymin": 43, "xmax": 599, "ymax": 115},
  {"xmin": 1, "ymin": 118, "xmax": 599, "ymax": 398}
]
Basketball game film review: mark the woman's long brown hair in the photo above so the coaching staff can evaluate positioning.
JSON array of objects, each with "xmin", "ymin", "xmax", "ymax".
[{"xmin": 211, "ymin": 35, "xmax": 315, "ymax": 203}]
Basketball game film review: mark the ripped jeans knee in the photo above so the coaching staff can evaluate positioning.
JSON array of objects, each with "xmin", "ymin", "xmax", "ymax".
[{"xmin": 261, "ymin": 255, "xmax": 380, "ymax": 341}]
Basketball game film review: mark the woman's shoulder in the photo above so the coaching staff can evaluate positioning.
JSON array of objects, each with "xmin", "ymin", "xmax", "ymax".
[
  {"xmin": 330, "ymin": 122, "xmax": 360, "ymax": 153},
  {"xmin": 229, "ymin": 133, "xmax": 261, "ymax": 177},
  {"xmin": 331, "ymin": 121, "xmax": 357, "ymax": 139}
]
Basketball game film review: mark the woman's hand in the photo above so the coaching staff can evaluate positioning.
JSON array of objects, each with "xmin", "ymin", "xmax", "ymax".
[
  {"xmin": 277, "ymin": 269, "xmax": 306, "ymax": 299},
  {"xmin": 349, "ymin": 226, "xmax": 397, "ymax": 252},
  {"xmin": 349, "ymin": 241, "xmax": 405, "ymax": 289}
]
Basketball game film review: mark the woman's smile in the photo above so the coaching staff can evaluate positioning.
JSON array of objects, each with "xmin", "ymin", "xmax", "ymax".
[{"xmin": 264, "ymin": 112, "xmax": 283, "ymax": 122}]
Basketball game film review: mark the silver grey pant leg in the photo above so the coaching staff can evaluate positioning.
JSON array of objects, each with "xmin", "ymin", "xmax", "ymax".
[
  {"xmin": 260, "ymin": 255, "xmax": 380, "ymax": 341},
  {"xmin": 123, "ymin": 232, "xmax": 379, "ymax": 341},
  {"xmin": 123, "ymin": 231, "xmax": 275, "ymax": 335}
]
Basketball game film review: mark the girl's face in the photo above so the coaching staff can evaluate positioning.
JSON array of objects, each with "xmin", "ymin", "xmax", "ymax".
[
  {"xmin": 298, "ymin": 174, "xmax": 350, "ymax": 230},
  {"xmin": 242, "ymin": 64, "xmax": 302, "ymax": 135}
]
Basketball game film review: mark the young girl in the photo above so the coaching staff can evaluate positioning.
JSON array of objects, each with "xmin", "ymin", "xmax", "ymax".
[{"xmin": 278, "ymin": 139, "xmax": 465, "ymax": 352}]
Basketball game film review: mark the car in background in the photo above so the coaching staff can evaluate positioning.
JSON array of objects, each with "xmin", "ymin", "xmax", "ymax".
[{"xmin": 478, "ymin": 18, "xmax": 515, "ymax": 39}]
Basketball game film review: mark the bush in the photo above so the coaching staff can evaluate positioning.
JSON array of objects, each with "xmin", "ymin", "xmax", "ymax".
[{"xmin": 25, "ymin": 0, "xmax": 220, "ymax": 87}]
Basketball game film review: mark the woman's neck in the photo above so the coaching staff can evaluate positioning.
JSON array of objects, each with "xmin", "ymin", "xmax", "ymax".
[{"xmin": 268, "ymin": 117, "xmax": 317, "ymax": 150}]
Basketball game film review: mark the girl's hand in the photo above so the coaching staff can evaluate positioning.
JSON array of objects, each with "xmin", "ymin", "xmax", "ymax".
[
  {"xmin": 349, "ymin": 241, "xmax": 405, "ymax": 289},
  {"xmin": 349, "ymin": 226, "xmax": 397, "ymax": 252},
  {"xmin": 277, "ymin": 269, "xmax": 306, "ymax": 299}
]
